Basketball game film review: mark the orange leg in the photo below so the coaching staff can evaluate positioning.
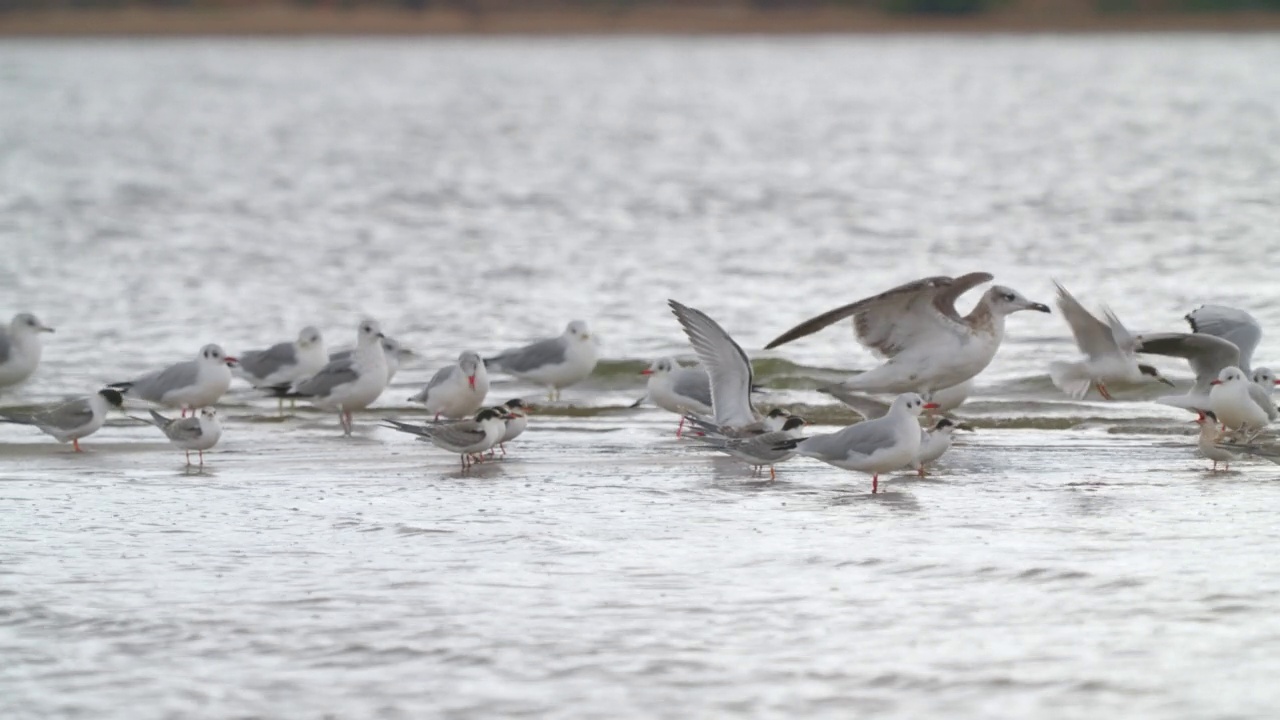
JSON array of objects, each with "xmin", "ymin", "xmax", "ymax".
[
  {"xmin": 872, "ymin": 475, "xmax": 879, "ymax": 494},
  {"xmin": 1096, "ymin": 382, "xmax": 1113, "ymax": 400},
  {"xmin": 676, "ymin": 416, "xmax": 685, "ymax": 438},
  {"xmin": 73, "ymin": 439, "xmax": 82, "ymax": 453},
  {"xmin": 917, "ymin": 465, "xmax": 926, "ymax": 478},
  {"xmin": 499, "ymin": 443, "xmax": 506, "ymax": 457},
  {"xmin": 769, "ymin": 465, "xmax": 776, "ymax": 481}
]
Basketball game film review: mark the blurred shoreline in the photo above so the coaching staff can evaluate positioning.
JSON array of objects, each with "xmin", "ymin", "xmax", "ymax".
[{"xmin": 3, "ymin": 5, "xmax": 1280, "ymax": 36}]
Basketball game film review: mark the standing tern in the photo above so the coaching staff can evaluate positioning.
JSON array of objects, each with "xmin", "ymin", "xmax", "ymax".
[
  {"xmin": 765, "ymin": 273, "xmax": 1050, "ymax": 396},
  {"xmin": 0, "ymin": 388, "xmax": 123, "ymax": 451},
  {"xmin": 495, "ymin": 398, "xmax": 531, "ymax": 456},
  {"xmin": 109, "ymin": 344, "xmax": 238, "ymax": 415},
  {"xmin": 0, "ymin": 313, "xmax": 55, "ymax": 390},
  {"xmin": 1048, "ymin": 282, "xmax": 1172, "ymax": 399},
  {"xmin": 775, "ymin": 393, "xmax": 937, "ymax": 494},
  {"xmin": 1194, "ymin": 411, "xmax": 1238, "ymax": 472},
  {"xmin": 911, "ymin": 417, "xmax": 972, "ymax": 477},
  {"xmin": 140, "ymin": 407, "xmax": 223, "ymax": 467},
  {"xmin": 485, "ymin": 321, "xmax": 598, "ymax": 401},
  {"xmin": 641, "ymin": 357, "xmax": 712, "ymax": 436},
  {"xmin": 409, "ymin": 351, "xmax": 490, "ymax": 420},
  {"xmin": 271, "ymin": 319, "xmax": 388, "ymax": 435},
  {"xmin": 382, "ymin": 407, "xmax": 510, "ymax": 471},
  {"xmin": 699, "ymin": 415, "xmax": 808, "ymax": 480}
]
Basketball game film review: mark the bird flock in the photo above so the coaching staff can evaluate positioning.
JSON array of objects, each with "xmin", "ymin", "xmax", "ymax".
[{"xmin": 2, "ymin": 272, "xmax": 1277, "ymax": 489}]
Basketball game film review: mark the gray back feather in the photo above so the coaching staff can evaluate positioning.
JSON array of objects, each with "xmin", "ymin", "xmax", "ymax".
[
  {"xmin": 490, "ymin": 337, "xmax": 567, "ymax": 373},
  {"xmin": 0, "ymin": 327, "xmax": 10, "ymax": 365},
  {"xmin": 671, "ymin": 367, "xmax": 713, "ymax": 408},
  {"xmin": 799, "ymin": 418, "xmax": 900, "ymax": 461},
  {"xmin": 239, "ymin": 341, "xmax": 298, "ymax": 380},
  {"xmin": 128, "ymin": 361, "xmax": 200, "ymax": 403},
  {"xmin": 295, "ymin": 357, "xmax": 358, "ymax": 397}
]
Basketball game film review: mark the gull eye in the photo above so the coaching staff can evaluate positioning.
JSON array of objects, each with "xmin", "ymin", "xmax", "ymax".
[{"xmin": 1002, "ymin": 292, "xmax": 1015, "ymax": 301}]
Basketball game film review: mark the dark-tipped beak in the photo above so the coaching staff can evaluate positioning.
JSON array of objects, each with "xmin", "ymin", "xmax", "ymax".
[{"xmin": 1029, "ymin": 302, "xmax": 1051, "ymax": 314}]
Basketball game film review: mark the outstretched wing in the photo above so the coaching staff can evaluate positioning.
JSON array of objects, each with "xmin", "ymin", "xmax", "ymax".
[
  {"xmin": 817, "ymin": 386, "xmax": 891, "ymax": 420},
  {"xmin": 1186, "ymin": 305, "xmax": 1262, "ymax": 373},
  {"xmin": 668, "ymin": 300, "xmax": 756, "ymax": 429},
  {"xmin": 1135, "ymin": 332, "xmax": 1239, "ymax": 394},
  {"xmin": 765, "ymin": 273, "xmax": 992, "ymax": 358},
  {"xmin": 1054, "ymin": 282, "xmax": 1121, "ymax": 361}
]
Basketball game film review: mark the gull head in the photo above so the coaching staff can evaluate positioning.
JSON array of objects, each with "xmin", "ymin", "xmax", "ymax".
[
  {"xmin": 1253, "ymin": 367, "xmax": 1278, "ymax": 388},
  {"xmin": 296, "ymin": 326, "xmax": 324, "ymax": 350},
  {"xmin": 357, "ymin": 319, "xmax": 385, "ymax": 345},
  {"xmin": 381, "ymin": 337, "xmax": 415, "ymax": 362},
  {"xmin": 641, "ymin": 357, "xmax": 676, "ymax": 376},
  {"xmin": 199, "ymin": 344, "xmax": 238, "ymax": 368},
  {"xmin": 1138, "ymin": 363, "xmax": 1176, "ymax": 387},
  {"xmin": 985, "ymin": 286, "xmax": 1051, "ymax": 316},
  {"xmin": 1211, "ymin": 366, "xmax": 1247, "ymax": 386},
  {"xmin": 565, "ymin": 320, "xmax": 592, "ymax": 342},
  {"xmin": 892, "ymin": 393, "xmax": 939, "ymax": 417},
  {"xmin": 11, "ymin": 313, "xmax": 55, "ymax": 336},
  {"xmin": 199, "ymin": 407, "xmax": 218, "ymax": 422},
  {"xmin": 458, "ymin": 351, "xmax": 483, "ymax": 389}
]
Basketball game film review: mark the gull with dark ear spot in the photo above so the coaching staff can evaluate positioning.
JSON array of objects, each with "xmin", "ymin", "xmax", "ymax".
[
  {"xmin": 641, "ymin": 357, "xmax": 712, "ymax": 437},
  {"xmin": 773, "ymin": 393, "xmax": 938, "ymax": 494},
  {"xmin": 409, "ymin": 351, "xmax": 490, "ymax": 421},
  {"xmin": 0, "ymin": 388, "xmax": 123, "ymax": 452},
  {"xmin": 765, "ymin": 273, "xmax": 1050, "ymax": 397},
  {"xmin": 108, "ymin": 344, "xmax": 238, "ymax": 417},
  {"xmin": 484, "ymin": 321, "xmax": 598, "ymax": 402},
  {"xmin": 1209, "ymin": 366, "xmax": 1274, "ymax": 440},
  {"xmin": 1047, "ymin": 282, "xmax": 1174, "ymax": 400},
  {"xmin": 0, "ymin": 313, "xmax": 55, "ymax": 390},
  {"xmin": 267, "ymin": 319, "xmax": 388, "ymax": 436}
]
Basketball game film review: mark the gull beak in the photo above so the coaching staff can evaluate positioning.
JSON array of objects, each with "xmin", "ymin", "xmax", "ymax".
[
  {"xmin": 1273, "ymin": 380, "xmax": 1279, "ymax": 386},
  {"xmin": 377, "ymin": 333, "xmax": 386, "ymax": 339},
  {"xmin": 923, "ymin": 403, "xmax": 940, "ymax": 409},
  {"xmin": 1028, "ymin": 302, "xmax": 1051, "ymax": 313},
  {"xmin": 224, "ymin": 356, "xmax": 239, "ymax": 367},
  {"xmin": 581, "ymin": 333, "xmax": 591, "ymax": 341},
  {"xmin": 640, "ymin": 369, "xmax": 653, "ymax": 375},
  {"xmin": 38, "ymin": 324, "xmax": 55, "ymax": 333},
  {"xmin": 468, "ymin": 375, "xmax": 476, "ymax": 390},
  {"xmin": 1210, "ymin": 380, "xmax": 1222, "ymax": 385}
]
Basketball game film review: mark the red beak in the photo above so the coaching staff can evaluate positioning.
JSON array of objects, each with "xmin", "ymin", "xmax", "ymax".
[
  {"xmin": 468, "ymin": 375, "xmax": 476, "ymax": 390},
  {"xmin": 1210, "ymin": 380, "xmax": 1222, "ymax": 385},
  {"xmin": 923, "ymin": 403, "xmax": 940, "ymax": 409},
  {"xmin": 640, "ymin": 369, "xmax": 653, "ymax": 375},
  {"xmin": 1273, "ymin": 380, "xmax": 1279, "ymax": 385},
  {"xmin": 224, "ymin": 356, "xmax": 239, "ymax": 366}
]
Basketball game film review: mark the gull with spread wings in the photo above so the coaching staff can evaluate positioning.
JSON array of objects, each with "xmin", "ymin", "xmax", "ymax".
[
  {"xmin": 765, "ymin": 273, "xmax": 1050, "ymax": 397},
  {"xmin": 1047, "ymin": 282, "xmax": 1173, "ymax": 400}
]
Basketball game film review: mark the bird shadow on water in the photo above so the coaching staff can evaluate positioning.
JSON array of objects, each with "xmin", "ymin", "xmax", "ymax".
[{"xmin": 829, "ymin": 488, "xmax": 922, "ymax": 513}]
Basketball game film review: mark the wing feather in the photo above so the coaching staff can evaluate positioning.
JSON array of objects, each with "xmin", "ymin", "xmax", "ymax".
[{"xmin": 668, "ymin": 300, "xmax": 756, "ymax": 429}]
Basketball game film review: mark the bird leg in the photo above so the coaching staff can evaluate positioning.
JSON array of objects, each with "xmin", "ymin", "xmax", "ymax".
[
  {"xmin": 917, "ymin": 465, "xmax": 926, "ymax": 478},
  {"xmin": 276, "ymin": 397, "xmax": 284, "ymax": 416},
  {"xmin": 73, "ymin": 439, "xmax": 82, "ymax": 453},
  {"xmin": 500, "ymin": 443, "xmax": 507, "ymax": 457},
  {"xmin": 872, "ymin": 475, "xmax": 879, "ymax": 494},
  {"xmin": 181, "ymin": 407, "xmax": 189, "ymax": 418},
  {"xmin": 769, "ymin": 465, "xmax": 776, "ymax": 481},
  {"xmin": 1095, "ymin": 382, "xmax": 1113, "ymax": 401},
  {"xmin": 433, "ymin": 412, "xmax": 441, "ymax": 422},
  {"xmin": 199, "ymin": 450, "xmax": 204, "ymax": 468},
  {"xmin": 676, "ymin": 416, "xmax": 685, "ymax": 438},
  {"xmin": 184, "ymin": 450, "xmax": 191, "ymax": 466}
]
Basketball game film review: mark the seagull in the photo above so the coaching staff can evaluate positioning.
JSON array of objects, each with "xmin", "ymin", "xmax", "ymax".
[
  {"xmin": 495, "ymin": 398, "xmax": 531, "ymax": 455},
  {"xmin": 1209, "ymin": 366, "xmax": 1274, "ymax": 439},
  {"xmin": 408, "ymin": 351, "xmax": 490, "ymax": 420},
  {"xmin": 764, "ymin": 273, "xmax": 1050, "ymax": 396},
  {"xmin": 911, "ymin": 417, "xmax": 972, "ymax": 477},
  {"xmin": 668, "ymin": 299, "xmax": 796, "ymax": 437},
  {"xmin": 698, "ymin": 415, "xmax": 808, "ymax": 480},
  {"xmin": 108, "ymin": 344, "xmax": 238, "ymax": 415},
  {"xmin": 140, "ymin": 407, "xmax": 222, "ymax": 467},
  {"xmin": 1253, "ymin": 368, "xmax": 1279, "ymax": 397},
  {"xmin": 774, "ymin": 393, "xmax": 937, "ymax": 494},
  {"xmin": 1047, "ymin": 282, "xmax": 1173, "ymax": 399},
  {"xmin": 485, "ymin": 320, "xmax": 598, "ymax": 401},
  {"xmin": 237, "ymin": 327, "xmax": 328, "ymax": 413},
  {"xmin": 0, "ymin": 388, "xmax": 123, "ymax": 451},
  {"xmin": 270, "ymin": 319, "xmax": 388, "ymax": 435},
  {"xmin": 0, "ymin": 313, "xmax": 55, "ymax": 390},
  {"xmin": 331, "ymin": 335, "xmax": 415, "ymax": 383},
  {"xmin": 641, "ymin": 357, "xmax": 712, "ymax": 436},
  {"xmin": 382, "ymin": 407, "xmax": 510, "ymax": 471},
  {"xmin": 1186, "ymin": 305, "xmax": 1262, "ymax": 373},
  {"xmin": 1194, "ymin": 411, "xmax": 1238, "ymax": 472}
]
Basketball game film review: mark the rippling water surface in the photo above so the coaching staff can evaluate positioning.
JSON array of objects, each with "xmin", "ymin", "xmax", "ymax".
[{"xmin": 4, "ymin": 36, "xmax": 1280, "ymax": 719}]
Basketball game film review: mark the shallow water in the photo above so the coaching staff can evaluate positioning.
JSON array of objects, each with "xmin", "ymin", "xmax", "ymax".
[{"xmin": 4, "ymin": 36, "xmax": 1280, "ymax": 719}]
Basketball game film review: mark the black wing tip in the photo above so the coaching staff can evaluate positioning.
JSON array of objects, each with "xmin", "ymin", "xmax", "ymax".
[
  {"xmin": 106, "ymin": 381, "xmax": 132, "ymax": 392},
  {"xmin": 772, "ymin": 438, "xmax": 804, "ymax": 452},
  {"xmin": 264, "ymin": 384, "xmax": 305, "ymax": 398}
]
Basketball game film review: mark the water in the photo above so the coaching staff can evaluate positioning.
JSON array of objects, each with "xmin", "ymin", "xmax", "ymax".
[{"xmin": 3, "ymin": 35, "xmax": 1280, "ymax": 718}]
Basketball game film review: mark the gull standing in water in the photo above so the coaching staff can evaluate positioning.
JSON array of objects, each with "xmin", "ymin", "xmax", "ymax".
[
  {"xmin": 641, "ymin": 357, "xmax": 712, "ymax": 436},
  {"xmin": 485, "ymin": 321, "xmax": 598, "ymax": 401},
  {"xmin": 0, "ymin": 313, "xmax": 55, "ymax": 390},
  {"xmin": 775, "ymin": 393, "xmax": 936, "ymax": 494},
  {"xmin": 409, "ymin": 351, "xmax": 490, "ymax": 420},
  {"xmin": 383, "ymin": 407, "xmax": 510, "ymax": 471},
  {"xmin": 1047, "ymin": 282, "xmax": 1173, "ymax": 399},
  {"xmin": 109, "ymin": 344, "xmax": 238, "ymax": 415},
  {"xmin": 765, "ymin": 273, "xmax": 1050, "ymax": 397},
  {"xmin": 1209, "ymin": 366, "xmax": 1274, "ymax": 439},
  {"xmin": 236, "ymin": 327, "xmax": 328, "ymax": 412},
  {"xmin": 668, "ymin": 300, "xmax": 794, "ymax": 437},
  {"xmin": 0, "ymin": 388, "xmax": 124, "ymax": 451},
  {"xmin": 140, "ymin": 407, "xmax": 223, "ymax": 467},
  {"xmin": 271, "ymin": 319, "xmax": 388, "ymax": 435}
]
